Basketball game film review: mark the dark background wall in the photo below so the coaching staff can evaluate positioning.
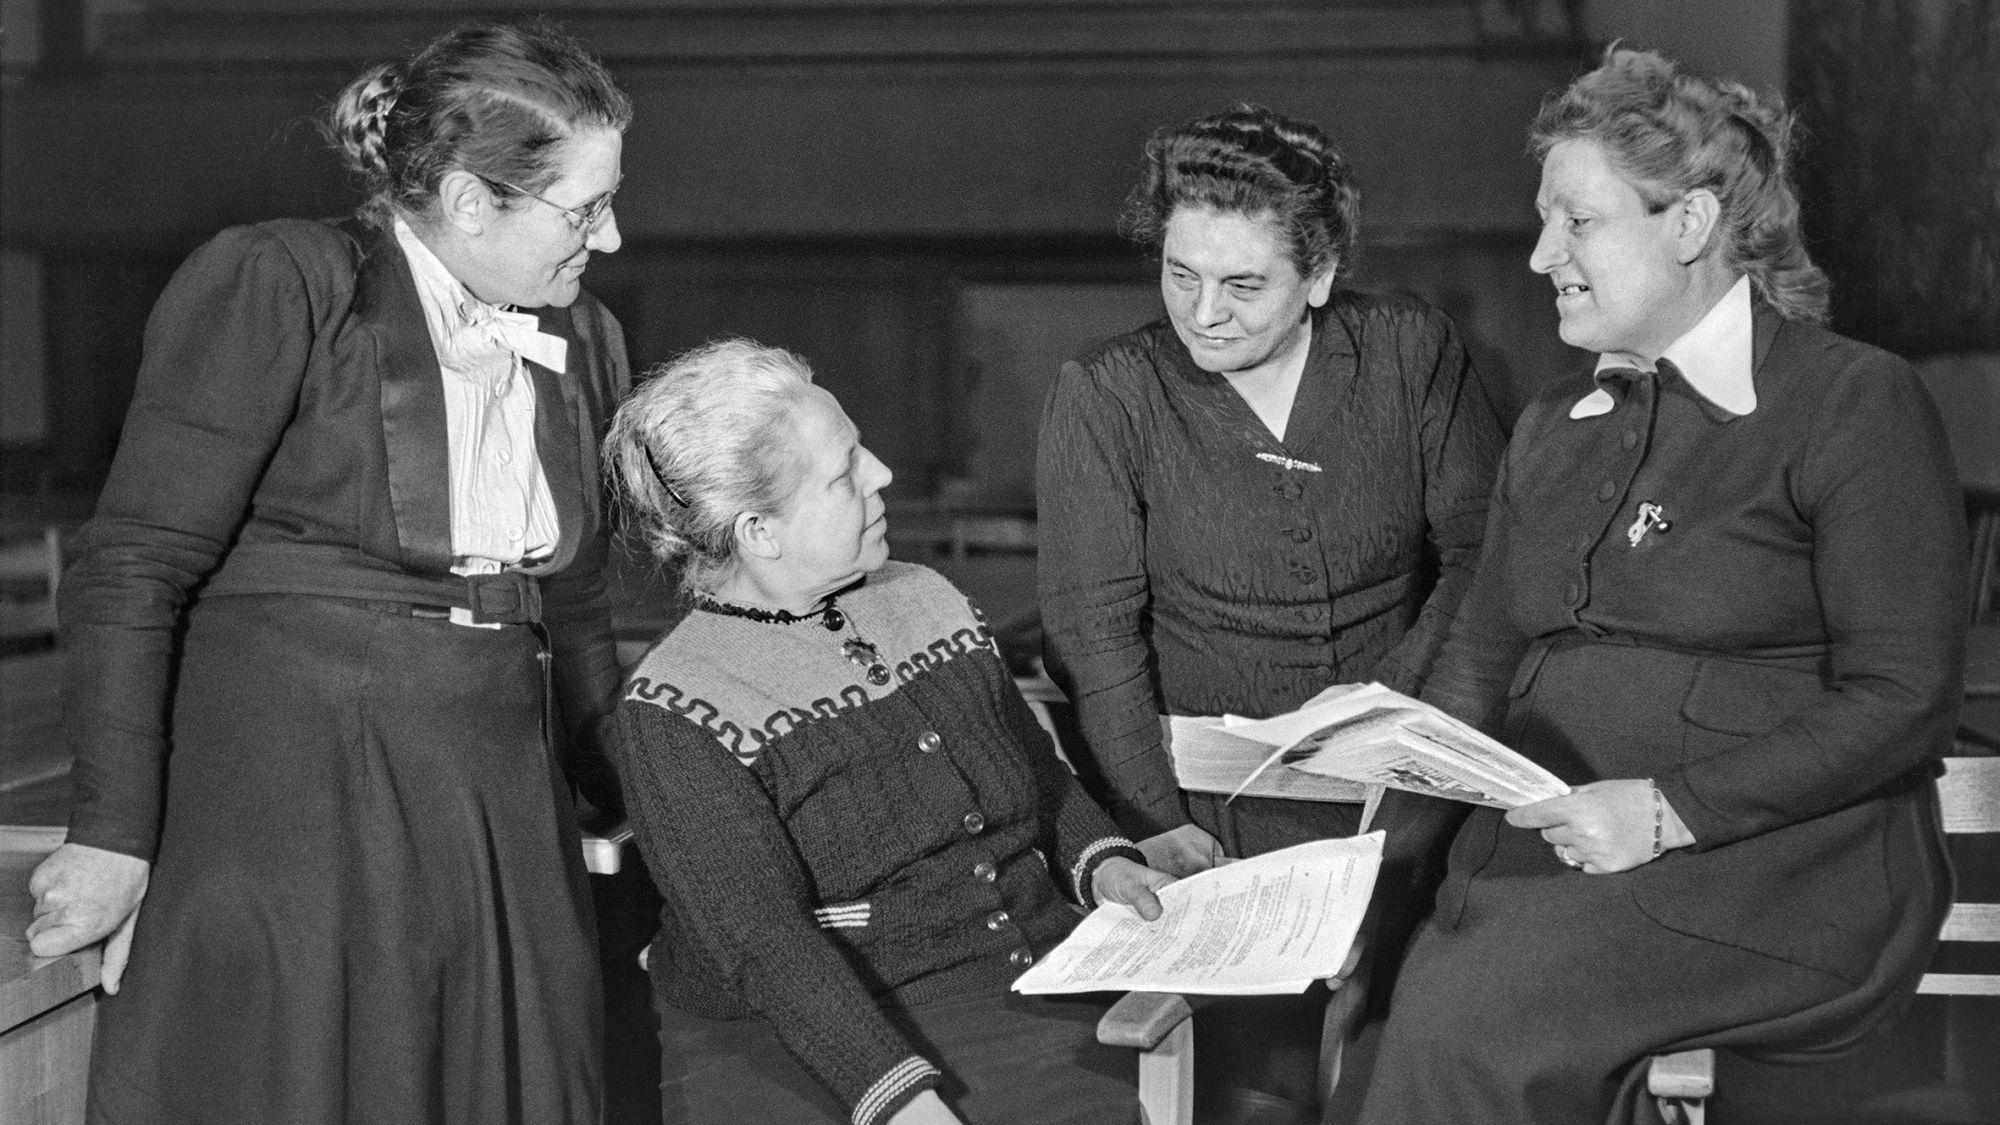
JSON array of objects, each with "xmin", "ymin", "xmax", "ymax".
[
  {"xmin": 3, "ymin": 0, "xmax": 1611, "ymax": 502},
  {"xmin": 2, "ymin": 5, "xmax": 1996, "ymax": 1122}
]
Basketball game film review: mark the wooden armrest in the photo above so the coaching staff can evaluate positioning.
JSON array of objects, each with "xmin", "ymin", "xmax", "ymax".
[
  {"xmin": 1648, "ymin": 1049, "xmax": 1715, "ymax": 1098},
  {"xmin": 580, "ymin": 819, "xmax": 633, "ymax": 876},
  {"xmin": 1096, "ymin": 991, "xmax": 1194, "ymax": 1050}
]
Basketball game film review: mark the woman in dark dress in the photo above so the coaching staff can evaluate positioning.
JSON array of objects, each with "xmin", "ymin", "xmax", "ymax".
[
  {"xmin": 1357, "ymin": 48, "xmax": 1963, "ymax": 1124},
  {"xmin": 1037, "ymin": 104, "xmax": 1506, "ymax": 1118},
  {"xmin": 25, "ymin": 21, "xmax": 633, "ymax": 1123},
  {"xmin": 602, "ymin": 339, "xmax": 1173, "ymax": 1125}
]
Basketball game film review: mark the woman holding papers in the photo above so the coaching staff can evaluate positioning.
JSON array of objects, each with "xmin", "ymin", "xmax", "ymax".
[
  {"xmin": 1359, "ymin": 48, "xmax": 1964, "ymax": 1125},
  {"xmin": 1038, "ymin": 104, "xmax": 1506, "ymax": 1117},
  {"xmin": 604, "ymin": 339, "xmax": 1174, "ymax": 1125}
]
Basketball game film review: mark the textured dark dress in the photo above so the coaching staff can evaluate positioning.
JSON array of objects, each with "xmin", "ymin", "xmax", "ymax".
[
  {"xmin": 1359, "ymin": 305, "xmax": 1964, "ymax": 1124},
  {"xmin": 61, "ymin": 219, "xmax": 627, "ymax": 1124},
  {"xmin": 1037, "ymin": 290, "xmax": 1505, "ymax": 1109},
  {"xmin": 1038, "ymin": 291, "xmax": 1504, "ymax": 851},
  {"xmin": 613, "ymin": 563, "xmax": 1143, "ymax": 1125}
]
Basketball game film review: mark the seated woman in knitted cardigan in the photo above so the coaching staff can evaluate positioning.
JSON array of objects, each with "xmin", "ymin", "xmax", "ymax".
[{"xmin": 603, "ymin": 338, "xmax": 1176, "ymax": 1125}]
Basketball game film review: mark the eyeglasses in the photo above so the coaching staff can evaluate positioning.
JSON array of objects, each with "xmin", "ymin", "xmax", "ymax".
[{"xmin": 483, "ymin": 176, "xmax": 619, "ymax": 235}]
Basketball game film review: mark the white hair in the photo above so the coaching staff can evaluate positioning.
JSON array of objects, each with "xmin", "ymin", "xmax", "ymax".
[{"xmin": 603, "ymin": 337, "xmax": 823, "ymax": 595}]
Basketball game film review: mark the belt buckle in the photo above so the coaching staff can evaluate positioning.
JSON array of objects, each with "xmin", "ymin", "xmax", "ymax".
[{"xmin": 464, "ymin": 571, "xmax": 543, "ymax": 625}]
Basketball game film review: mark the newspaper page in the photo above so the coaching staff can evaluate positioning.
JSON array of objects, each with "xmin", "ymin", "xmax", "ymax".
[
  {"xmin": 1011, "ymin": 833, "xmax": 1383, "ymax": 996},
  {"xmin": 1165, "ymin": 716, "xmax": 1369, "ymax": 802},
  {"xmin": 1224, "ymin": 683, "xmax": 1570, "ymax": 809}
]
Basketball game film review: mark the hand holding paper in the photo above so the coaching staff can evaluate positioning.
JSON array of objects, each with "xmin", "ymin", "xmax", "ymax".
[{"xmin": 1012, "ymin": 833, "xmax": 1383, "ymax": 997}]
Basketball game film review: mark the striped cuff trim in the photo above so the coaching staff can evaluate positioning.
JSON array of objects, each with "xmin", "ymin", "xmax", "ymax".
[
  {"xmin": 813, "ymin": 901, "xmax": 873, "ymax": 929},
  {"xmin": 853, "ymin": 1055, "xmax": 941, "ymax": 1125},
  {"xmin": 1070, "ymin": 836, "xmax": 1137, "ymax": 907}
]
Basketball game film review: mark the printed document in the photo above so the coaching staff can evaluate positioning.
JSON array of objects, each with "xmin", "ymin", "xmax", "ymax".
[
  {"xmin": 1012, "ymin": 833, "xmax": 1382, "ymax": 996},
  {"xmin": 1222, "ymin": 682, "xmax": 1569, "ymax": 808}
]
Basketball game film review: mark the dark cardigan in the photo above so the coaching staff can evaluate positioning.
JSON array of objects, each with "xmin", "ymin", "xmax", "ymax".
[{"xmin": 614, "ymin": 562, "xmax": 1142, "ymax": 1125}]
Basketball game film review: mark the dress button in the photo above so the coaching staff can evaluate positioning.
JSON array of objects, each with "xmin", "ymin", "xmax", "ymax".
[
  {"xmin": 1281, "ymin": 481, "xmax": 1304, "ymax": 500},
  {"xmin": 1313, "ymin": 664, "xmax": 1333, "ymax": 678},
  {"xmin": 1285, "ymin": 527, "xmax": 1312, "ymax": 544},
  {"xmin": 1302, "ymin": 606, "xmax": 1325, "ymax": 622},
  {"xmin": 1621, "ymin": 431, "xmax": 1639, "ymax": 451},
  {"xmin": 1009, "ymin": 947, "xmax": 1035, "ymax": 967},
  {"xmin": 962, "ymin": 812, "xmax": 986, "ymax": 835},
  {"xmin": 496, "ymin": 448, "xmax": 513, "ymax": 465},
  {"xmin": 986, "ymin": 910, "xmax": 1011, "ymax": 931},
  {"xmin": 916, "ymin": 731, "xmax": 942, "ymax": 754},
  {"xmin": 1597, "ymin": 481, "xmax": 1618, "ymax": 502},
  {"xmin": 972, "ymin": 861, "xmax": 997, "ymax": 883}
]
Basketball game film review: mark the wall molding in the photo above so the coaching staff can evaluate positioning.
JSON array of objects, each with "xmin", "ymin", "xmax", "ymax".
[{"xmin": 90, "ymin": 2, "xmax": 1580, "ymax": 74}]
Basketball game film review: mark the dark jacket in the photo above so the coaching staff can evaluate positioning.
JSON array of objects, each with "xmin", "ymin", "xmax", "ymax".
[
  {"xmin": 1424, "ymin": 303, "xmax": 1962, "ymax": 1027},
  {"xmin": 61, "ymin": 218, "xmax": 629, "ymax": 860}
]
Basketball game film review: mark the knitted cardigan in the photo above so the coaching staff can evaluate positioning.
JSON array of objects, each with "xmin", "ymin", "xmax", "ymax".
[{"xmin": 614, "ymin": 561, "xmax": 1142, "ymax": 1125}]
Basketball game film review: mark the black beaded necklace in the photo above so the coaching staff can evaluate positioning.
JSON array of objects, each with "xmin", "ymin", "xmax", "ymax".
[{"xmin": 694, "ymin": 586, "xmax": 892, "ymax": 686}]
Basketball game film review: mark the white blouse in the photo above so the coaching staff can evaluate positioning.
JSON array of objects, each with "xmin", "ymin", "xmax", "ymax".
[{"xmin": 394, "ymin": 218, "xmax": 564, "ymax": 624}]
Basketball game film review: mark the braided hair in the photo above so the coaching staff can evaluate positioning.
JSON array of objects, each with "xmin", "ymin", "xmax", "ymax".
[{"xmin": 322, "ymin": 19, "xmax": 631, "ymax": 230}]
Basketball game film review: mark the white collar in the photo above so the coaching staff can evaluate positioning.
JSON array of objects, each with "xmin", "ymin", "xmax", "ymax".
[
  {"xmin": 393, "ymin": 217, "xmax": 568, "ymax": 375},
  {"xmin": 1572, "ymin": 275, "xmax": 1755, "ymax": 420}
]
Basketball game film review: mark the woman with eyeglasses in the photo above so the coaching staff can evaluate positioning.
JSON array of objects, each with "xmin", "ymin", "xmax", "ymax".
[{"xmin": 24, "ymin": 20, "xmax": 632, "ymax": 1123}]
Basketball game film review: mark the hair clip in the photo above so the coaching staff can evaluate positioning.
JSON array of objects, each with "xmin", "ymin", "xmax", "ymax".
[{"xmin": 642, "ymin": 446, "xmax": 690, "ymax": 509}]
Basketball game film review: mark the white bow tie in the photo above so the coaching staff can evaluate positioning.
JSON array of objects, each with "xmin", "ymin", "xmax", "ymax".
[{"xmin": 444, "ymin": 301, "xmax": 569, "ymax": 384}]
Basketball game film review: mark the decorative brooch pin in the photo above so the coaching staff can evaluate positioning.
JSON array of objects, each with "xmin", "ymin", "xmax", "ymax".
[
  {"xmin": 1256, "ymin": 452, "xmax": 1323, "ymax": 473},
  {"xmin": 1626, "ymin": 501, "xmax": 1672, "ymax": 547}
]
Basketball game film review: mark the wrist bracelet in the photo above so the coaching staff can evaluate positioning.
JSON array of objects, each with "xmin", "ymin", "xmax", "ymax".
[{"xmin": 1649, "ymin": 779, "xmax": 1664, "ymax": 858}]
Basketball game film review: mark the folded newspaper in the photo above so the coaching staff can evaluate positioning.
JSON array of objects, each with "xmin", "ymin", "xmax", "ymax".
[
  {"xmin": 1169, "ymin": 682, "xmax": 1568, "ymax": 809},
  {"xmin": 1012, "ymin": 833, "xmax": 1383, "ymax": 996}
]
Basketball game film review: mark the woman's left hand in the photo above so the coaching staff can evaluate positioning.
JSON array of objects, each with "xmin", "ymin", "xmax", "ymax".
[
  {"xmin": 1091, "ymin": 857, "xmax": 1176, "ymax": 921},
  {"xmin": 1505, "ymin": 780, "xmax": 1694, "ymax": 874}
]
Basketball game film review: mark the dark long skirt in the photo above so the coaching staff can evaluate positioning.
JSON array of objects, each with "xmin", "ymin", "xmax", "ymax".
[
  {"xmin": 86, "ymin": 594, "xmax": 602, "ymax": 1125},
  {"xmin": 658, "ymin": 987, "xmax": 1135, "ymax": 1124}
]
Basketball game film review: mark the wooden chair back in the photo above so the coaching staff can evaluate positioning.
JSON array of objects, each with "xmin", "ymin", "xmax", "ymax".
[
  {"xmin": 1920, "ymin": 755, "xmax": 2000, "ymax": 997},
  {"xmin": 1652, "ymin": 755, "xmax": 2000, "ymax": 1124}
]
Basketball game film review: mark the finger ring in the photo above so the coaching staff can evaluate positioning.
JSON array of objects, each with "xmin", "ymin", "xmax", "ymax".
[{"xmin": 1556, "ymin": 848, "xmax": 1584, "ymax": 869}]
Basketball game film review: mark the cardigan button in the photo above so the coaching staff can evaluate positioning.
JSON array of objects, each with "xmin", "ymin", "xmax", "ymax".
[
  {"xmin": 917, "ymin": 731, "xmax": 943, "ymax": 754},
  {"xmin": 1009, "ymin": 947, "xmax": 1035, "ymax": 967},
  {"xmin": 1622, "ymin": 431, "xmax": 1639, "ymax": 451},
  {"xmin": 972, "ymin": 861, "xmax": 997, "ymax": 883},
  {"xmin": 986, "ymin": 910, "xmax": 1011, "ymax": 931},
  {"xmin": 1597, "ymin": 480, "xmax": 1618, "ymax": 502},
  {"xmin": 962, "ymin": 812, "xmax": 986, "ymax": 835}
]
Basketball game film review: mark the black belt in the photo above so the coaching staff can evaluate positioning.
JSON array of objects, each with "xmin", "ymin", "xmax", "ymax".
[
  {"xmin": 204, "ymin": 544, "xmax": 546, "ymax": 625},
  {"xmin": 407, "ymin": 570, "xmax": 544, "ymax": 625}
]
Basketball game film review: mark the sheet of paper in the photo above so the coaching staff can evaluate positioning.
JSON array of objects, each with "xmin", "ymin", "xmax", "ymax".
[
  {"xmin": 1223, "ymin": 683, "xmax": 1570, "ymax": 809},
  {"xmin": 1011, "ymin": 832, "xmax": 1383, "ymax": 996},
  {"xmin": 1166, "ymin": 716, "xmax": 1368, "ymax": 802}
]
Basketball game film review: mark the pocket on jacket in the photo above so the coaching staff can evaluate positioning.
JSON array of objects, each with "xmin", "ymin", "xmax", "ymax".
[{"xmin": 1677, "ymin": 659, "xmax": 1824, "ymax": 763}]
